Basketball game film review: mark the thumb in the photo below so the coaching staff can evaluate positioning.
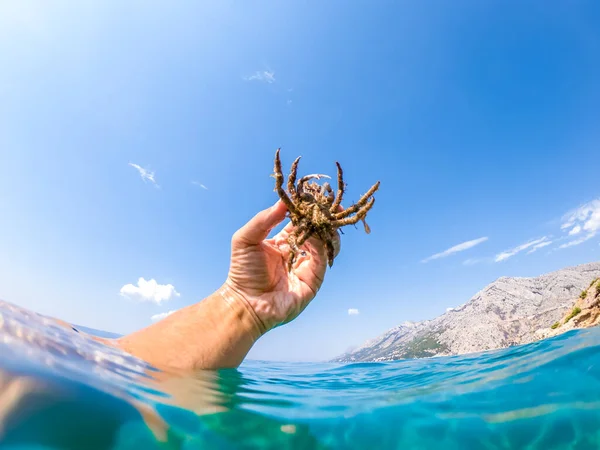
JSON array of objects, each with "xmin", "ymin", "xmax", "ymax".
[{"xmin": 232, "ymin": 200, "xmax": 288, "ymax": 247}]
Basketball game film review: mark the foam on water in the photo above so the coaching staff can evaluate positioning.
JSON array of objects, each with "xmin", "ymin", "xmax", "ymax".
[{"xmin": 1, "ymin": 299, "xmax": 600, "ymax": 449}]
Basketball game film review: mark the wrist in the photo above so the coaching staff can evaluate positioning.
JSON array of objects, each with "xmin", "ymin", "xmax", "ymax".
[
  {"xmin": 115, "ymin": 284, "xmax": 268, "ymax": 370},
  {"xmin": 219, "ymin": 282, "xmax": 268, "ymax": 338}
]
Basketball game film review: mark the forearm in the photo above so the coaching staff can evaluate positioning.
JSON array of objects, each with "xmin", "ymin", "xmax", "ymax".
[{"xmin": 114, "ymin": 284, "xmax": 264, "ymax": 370}]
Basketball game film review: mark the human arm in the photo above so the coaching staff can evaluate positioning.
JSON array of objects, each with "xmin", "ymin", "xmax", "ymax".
[{"xmin": 115, "ymin": 200, "xmax": 339, "ymax": 370}]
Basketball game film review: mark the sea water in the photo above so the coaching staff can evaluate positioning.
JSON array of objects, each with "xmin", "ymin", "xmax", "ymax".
[{"xmin": 0, "ymin": 300, "xmax": 599, "ymax": 449}]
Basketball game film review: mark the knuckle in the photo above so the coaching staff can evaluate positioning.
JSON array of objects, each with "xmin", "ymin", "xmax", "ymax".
[{"xmin": 231, "ymin": 229, "xmax": 244, "ymax": 246}]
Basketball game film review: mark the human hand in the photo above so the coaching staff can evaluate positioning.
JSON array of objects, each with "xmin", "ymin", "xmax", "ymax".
[{"xmin": 224, "ymin": 200, "xmax": 340, "ymax": 333}]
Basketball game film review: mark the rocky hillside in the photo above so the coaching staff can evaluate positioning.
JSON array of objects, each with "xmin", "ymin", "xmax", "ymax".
[
  {"xmin": 334, "ymin": 262, "xmax": 600, "ymax": 362},
  {"xmin": 536, "ymin": 277, "xmax": 600, "ymax": 340}
]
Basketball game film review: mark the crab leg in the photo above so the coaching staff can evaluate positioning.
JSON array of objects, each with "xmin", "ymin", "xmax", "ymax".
[
  {"xmin": 297, "ymin": 174, "xmax": 330, "ymax": 200},
  {"xmin": 331, "ymin": 197, "xmax": 375, "ymax": 227},
  {"xmin": 321, "ymin": 182, "xmax": 335, "ymax": 206},
  {"xmin": 287, "ymin": 227, "xmax": 314, "ymax": 271},
  {"xmin": 312, "ymin": 229, "xmax": 336, "ymax": 267},
  {"xmin": 297, "ymin": 173, "xmax": 331, "ymax": 185},
  {"xmin": 362, "ymin": 218, "xmax": 371, "ymax": 234},
  {"xmin": 273, "ymin": 148, "xmax": 300, "ymax": 215},
  {"xmin": 287, "ymin": 156, "xmax": 301, "ymax": 201},
  {"xmin": 287, "ymin": 222, "xmax": 308, "ymax": 254},
  {"xmin": 295, "ymin": 227, "xmax": 313, "ymax": 249},
  {"xmin": 333, "ymin": 181, "xmax": 380, "ymax": 219},
  {"xmin": 330, "ymin": 162, "xmax": 345, "ymax": 212},
  {"xmin": 325, "ymin": 239, "xmax": 335, "ymax": 267}
]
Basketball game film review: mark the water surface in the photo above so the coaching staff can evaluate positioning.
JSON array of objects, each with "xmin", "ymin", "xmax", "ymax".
[{"xmin": 1, "ymin": 299, "xmax": 599, "ymax": 449}]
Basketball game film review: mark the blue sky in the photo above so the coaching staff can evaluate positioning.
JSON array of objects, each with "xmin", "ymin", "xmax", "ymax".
[{"xmin": 1, "ymin": 1, "xmax": 599, "ymax": 362}]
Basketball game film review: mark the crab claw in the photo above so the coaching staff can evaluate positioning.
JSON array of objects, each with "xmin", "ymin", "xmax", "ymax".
[{"xmin": 305, "ymin": 173, "xmax": 331, "ymax": 180}]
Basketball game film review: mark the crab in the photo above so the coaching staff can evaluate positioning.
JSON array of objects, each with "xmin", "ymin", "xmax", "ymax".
[{"xmin": 272, "ymin": 148, "xmax": 380, "ymax": 271}]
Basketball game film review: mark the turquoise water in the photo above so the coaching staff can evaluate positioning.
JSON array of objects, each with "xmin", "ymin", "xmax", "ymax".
[{"xmin": 1, "ymin": 300, "xmax": 600, "ymax": 449}]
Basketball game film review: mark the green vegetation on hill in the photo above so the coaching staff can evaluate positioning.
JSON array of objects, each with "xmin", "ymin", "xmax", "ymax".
[
  {"xmin": 565, "ymin": 306, "xmax": 582, "ymax": 323},
  {"xmin": 397, "ymin": 332, "xmax": 449, "ymax": 359}
]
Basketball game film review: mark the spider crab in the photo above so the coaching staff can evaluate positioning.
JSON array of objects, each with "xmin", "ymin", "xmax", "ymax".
[{"xmin": 272, "ymin": 148, "xmax": 380, "ymax": 271}]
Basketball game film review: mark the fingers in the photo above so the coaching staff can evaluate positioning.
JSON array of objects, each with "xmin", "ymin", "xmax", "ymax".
[
  {"xmin": 232, "ymin": 200, "xmax": 288, "ymax": 248},
  {"xmin": 292, "ymin": 239, "xmax": 327, "ymax": 295}
]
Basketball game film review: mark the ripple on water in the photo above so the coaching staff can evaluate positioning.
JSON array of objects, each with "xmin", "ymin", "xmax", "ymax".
[{"xmin": 0, "ymin": 299, "xmax": 600, "ymax": 449}]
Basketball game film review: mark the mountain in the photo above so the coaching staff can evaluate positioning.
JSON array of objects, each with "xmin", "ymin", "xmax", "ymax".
[
  {"xmin": 536, "ymin": 276, "xmax": 600, "ymax": 340},
  {"xmin": 334, "ymin": 262, "xmax": 600, "ymax": 362}
]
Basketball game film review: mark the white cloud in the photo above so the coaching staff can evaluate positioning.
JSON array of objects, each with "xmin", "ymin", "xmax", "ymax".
[
  {"xmin": 421, "ymin": 237, "xmax": 488, "ymax": 263},
  {"xmin": 561, "ymin": 199, "xmax": 600, "ymax": 232},
  {"xmin": 129, "ymin": 163, "xmax": 158, "ymax": 186},
  {"xmin": 150, "ymin": 310, "xmax": 178, "ymax": 322},
  {"xmin": 558, "ymin": 199, "xmax": 600, "ymax": 248},
  {"xmin": 559, "ymin": 233, "xmax": 597, "ymax": 249},
  {"xmin": 347, "ymin": 308, "xmax": 360, "ymax": 316},
  {"xmin": 244, "ymin": 70, "xmax": 276, "ymax": 84},
  {"xmin": 120, "ymin": 278, "xmax": 180, "ymax": 304},
  {"xmin": 495, "ymin": 236, "xmax": 550, "ymax": 262},
  {"xmin": 191, "ymin": 181, "xmax": 208, "ymax": 190},
  {"xmin": 526, "ymin": 240, "xmax": 553, "ymax": 254},
  {"xmin": 446, "ymin": 307, "xmax": 455, "ymax": 312}
]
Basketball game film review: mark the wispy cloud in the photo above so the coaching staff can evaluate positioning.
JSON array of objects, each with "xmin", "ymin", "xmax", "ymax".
[
  {"xmin": 471, "ymin": 199, "xmax": 599, "ymax": 262},
  {"xmin": 495, "ymin": 236, "xmax": 550, "ymax": 262},
  {"xmin": 558, "ymin": 199, "xmax": 600, "ymax": 248},
  {"xmin": 462, "ymin": 257, "xmax": 493, "ymax": 266},
  {"xmin": 347, "ymin": 308, "xmax": 360, "ymax": 316},
  {"xmin": 559, "ymin": 233, "xmax": 596, "ymax": 249},
  {"xmin": 119, "ymin": 278, "xmax": 180, "ymax": 304},
  {"xmin": 150, "ymin": 310, "xmax": 178, "ymax": 322},
  {"xmin": 526, "ymin": 240, "xmax": 553, "ymax": 254},
  {"xmin": 244, "ymin": 70, "xmax": 275, "ymax": 84},
  {"xmin": 462, "ymin": 258, "xmax": 479, "ymax": 266},
  {"xmin": 191, "ymin": 181, "xmax": 208, "ymax": 190},
  {"xmin": 129, "ymin": 163, "xmax": 158, "ymax": 187},
  {"xmin": 561, "ymin": 199, "xmax": 600, "ymax": 233},
  {"xmin": 421, "ymin": 237, "xmax": 488, "ymax": 263}
]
